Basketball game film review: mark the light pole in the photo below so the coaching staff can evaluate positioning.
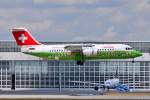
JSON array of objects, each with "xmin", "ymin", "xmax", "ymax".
[
  {"xmin": 58, "ymin": 60, "xmax": 62, "ymax": 93},
  {"xmin": 55, "ymin": 56, "xmax": 62, "ymax": 93}
]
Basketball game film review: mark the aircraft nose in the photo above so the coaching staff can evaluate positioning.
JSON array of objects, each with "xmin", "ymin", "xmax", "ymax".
[
  {"xmin": 133, "ymin": 50, "xmax": 142, "ymax": 57},
  {"xmin": 136, "ymin": 51, "xmax": 142, "ymax": 56}
]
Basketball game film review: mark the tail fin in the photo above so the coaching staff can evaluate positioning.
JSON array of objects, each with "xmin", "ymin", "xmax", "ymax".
[{"xmin": 12, "ymin": 28, "xmax": 41, "ymax": 46}]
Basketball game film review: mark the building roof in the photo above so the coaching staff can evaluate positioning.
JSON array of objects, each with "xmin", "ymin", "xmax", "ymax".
[{"xmin": 0, "ymin": 52, "xmax": 41, "ymax": 60}]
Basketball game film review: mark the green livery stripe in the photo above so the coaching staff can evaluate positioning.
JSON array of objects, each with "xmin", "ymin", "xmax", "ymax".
[
  {"xmin": 26, "ymin": 52, "xmax": 73, "ymax": 60},
  {"xmin": 25, "ymin": 50, "xmax": 142, "ymax": 60},
  {"xmin": 96, "ymin": 51, "xmax": 134, "ymax": 59}
]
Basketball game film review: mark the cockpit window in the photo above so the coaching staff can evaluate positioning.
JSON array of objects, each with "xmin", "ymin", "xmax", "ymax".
[{"xmin": 126, "ymin": 48, "xmax": 132, "ymax": 50}]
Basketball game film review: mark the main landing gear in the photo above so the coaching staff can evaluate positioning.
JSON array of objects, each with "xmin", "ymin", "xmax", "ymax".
[{"xmin": 132, "ymin": 58, "xmax": 135, "ymax": 63}]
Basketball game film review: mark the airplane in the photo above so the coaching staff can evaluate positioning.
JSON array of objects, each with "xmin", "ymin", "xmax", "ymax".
[
  {"xmin": 72, "ymin": 78, "xmax": 135, "ymax": 93},
  {"xmin": 72, "ymin": 67, "xmax": 143, "ymax": 93},
  {"xmin": 12, "ymin": 28, "xmax": 142, "ymax": 65}
]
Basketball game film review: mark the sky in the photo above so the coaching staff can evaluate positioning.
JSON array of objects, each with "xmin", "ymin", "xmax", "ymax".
[{"xmin": 1, "ymin": 0, "xmax": 150, "ymax": 42}]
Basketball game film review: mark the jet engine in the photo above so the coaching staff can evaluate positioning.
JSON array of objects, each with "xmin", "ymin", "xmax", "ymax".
[
  {"xmin": 83, "ymin": 47, "xmax": 97, "ymax": 56},
  {"xmin": 94, "ymin": 86, "xmax": 99, "ymax": 91}
]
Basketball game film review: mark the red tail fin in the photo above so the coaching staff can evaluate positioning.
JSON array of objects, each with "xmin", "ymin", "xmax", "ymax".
[{"xmin": 12, "ymin": 28, "xmax": 41, "ymax": 46}]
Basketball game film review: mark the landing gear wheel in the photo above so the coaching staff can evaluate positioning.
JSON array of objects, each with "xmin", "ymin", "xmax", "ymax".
[
  {"xmin": 132, "ymin": 58, "xmax": 135, "ymax": 63},
  {"xmin": 77, "ymin": 61, "xmax": 84, "ymax": 65}
]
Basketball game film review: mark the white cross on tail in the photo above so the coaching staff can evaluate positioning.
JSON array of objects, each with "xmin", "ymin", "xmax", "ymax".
[{"xmin": 18, "ymin": 34, "xmax": 28, "ymax": 43}]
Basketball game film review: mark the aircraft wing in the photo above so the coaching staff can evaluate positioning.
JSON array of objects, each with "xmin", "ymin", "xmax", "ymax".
[
  {"xmin": 65, "ymin": 44, "xmax": 94, "ymax": 51},
  {"xmin": 64, "ymin": 44, "xmax": 94, "ymax": 61},
  {"xmin": 65, "ymin": 45, "xmax": 82, "ymax": 51},
  {"xmin": 71, "ymin": 81, "xmax": 101, "ymax": 86},
  {"xmin": 125, "ymin": 82, "xmax": 146, "ymax": 86}
]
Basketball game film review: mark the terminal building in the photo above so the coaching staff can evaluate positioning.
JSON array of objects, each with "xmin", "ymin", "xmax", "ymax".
[{"xmin": 0, "ymin": 41, "xmax": 150, "ymax": 91}]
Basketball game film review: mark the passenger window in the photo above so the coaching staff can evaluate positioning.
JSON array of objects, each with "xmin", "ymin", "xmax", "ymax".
[
  {"xmin": 29, "ymin": 48, "xmax": 35, "ymax": 50},
  {"xmin": 126, "ymin": 48, "xmax": 132, "ymax": 50}
]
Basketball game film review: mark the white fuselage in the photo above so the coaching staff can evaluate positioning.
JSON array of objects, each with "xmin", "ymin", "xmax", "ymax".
[
  {"xmin": 21, "ymin": 44, "xmax": 133, "ymax": 53},
  {"xmin": 104, "ymin": 78, "xmax": 120, "ymax": 88}
]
